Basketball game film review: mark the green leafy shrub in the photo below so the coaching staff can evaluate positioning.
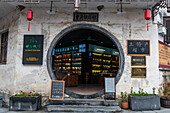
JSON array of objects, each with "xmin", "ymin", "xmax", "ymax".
[
  {"xmin": 121, "ymin": 91, "xmax": 128, "ymax": 102},
  {"xmin": 130, "ymin": 87, "xmax": 156, "ymax": 96},
  {"xmin": 12, "ymin": 91, "xmax": 39, "ymax": 97}
]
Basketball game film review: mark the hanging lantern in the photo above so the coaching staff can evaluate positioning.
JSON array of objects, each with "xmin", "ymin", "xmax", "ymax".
[
  {"xmin": 144, "ymin": 9, "xmax": 151, "ymax": 31},
  {"xmin": 74, "ymin": 0, "xmax": 80, "ymax": 12},
  {"xmin": 27, "ymin": 10, "xmax": 33, "ymax": 31}
]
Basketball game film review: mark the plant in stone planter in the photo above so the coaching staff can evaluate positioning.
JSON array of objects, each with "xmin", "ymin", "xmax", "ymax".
[
  {"xmin": 160, "ymin": 75, "xmax": 170, "ymax": 108},
  {"xmin": 128, "ymin": 87, "xmax": 160, "ymax": 111},
  {"xmin": 121, "ymin": 91, "xmax": 128, "ymax": 109},
  {"xmin": 9, "ymin": 91, "xmax": 41, "ymax": 111}
]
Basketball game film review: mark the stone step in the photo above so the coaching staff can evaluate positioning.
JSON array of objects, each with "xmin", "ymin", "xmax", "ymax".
[
  {"xmin": 50, "ymin": 98, "xmax": 119, "ymax": 106},
  {"xmin": 47, "ymin": 105, "xmax": 122, "ymax": 113}
]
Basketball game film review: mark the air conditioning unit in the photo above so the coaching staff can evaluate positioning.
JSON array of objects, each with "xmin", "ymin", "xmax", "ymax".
[{"xmin": 158, "ymin": 26, "xmax": 166, "ymax": 35}]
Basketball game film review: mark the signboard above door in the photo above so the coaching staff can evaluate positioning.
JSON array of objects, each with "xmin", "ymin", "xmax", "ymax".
[{"xmin": 73, "ymin": 12, "xmax": 99, "ymax": 22}]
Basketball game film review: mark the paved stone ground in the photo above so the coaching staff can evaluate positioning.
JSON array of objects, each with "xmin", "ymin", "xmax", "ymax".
[
  {"xmin": 122, "ymin": 107, "xmax": 170, "ymax": 113},
  {"xmin": 0, "ymin": 107, "xmax": 170, "ymax": 113}
]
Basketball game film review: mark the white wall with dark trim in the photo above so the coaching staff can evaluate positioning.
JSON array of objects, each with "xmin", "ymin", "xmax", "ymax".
[{"xmin": 0, "ymin": 7, "xmax": 162, "ymax": 96}]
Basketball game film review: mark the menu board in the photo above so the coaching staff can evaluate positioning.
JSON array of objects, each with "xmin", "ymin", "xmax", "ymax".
[
  {"xmin": 131, "ymin": 67, "xmax": 146, "ymax": 78},
  {"xmin": 105, "ymin": 77, "xmax": 116, "ymax": 93},
  {"xmin": 127, "ymin": 40, "xmax": 150, "ymax": 56},
  {"xmin": 159, "ymin": 41, "xmax": 170, "ymax": 69},
  {"xmin": 131, "ymin": 56, "xmax": 146, "ymax": 66},
  {"xmin": 49, "ymin": 80, "xmax": 65, "ymax": 100},
  {"xmin": 22, "ymin": 35, "xmax": 44, "ymax": 65}
]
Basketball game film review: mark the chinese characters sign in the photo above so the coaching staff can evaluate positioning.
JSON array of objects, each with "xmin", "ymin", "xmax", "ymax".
[
  {"xmin": 73, "ymin": 12, "xmax": 99, "ymax": 22},
  {"xmin": 22, "ymin": 35, "xmax": 44, "ymax": 65},
  {"xmin": 159, "ymin": 41, "xmax": 170, "ymax": 69},
  {"xmin": 53, "ymin": 44, "xmax": 86, "ymax": 55},
  {"xmin": 127, "ymin": 40, "xmax": 150, "ymax": 56}
]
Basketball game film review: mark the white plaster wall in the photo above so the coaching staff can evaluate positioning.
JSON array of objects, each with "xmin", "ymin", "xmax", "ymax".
[
  {"xmin": 0, "ymin": 10, "xmax": 20, "ymax": 94},
  {"xmin": 0, "ymin": 7, "xmax": 163, "ymax": 96}
]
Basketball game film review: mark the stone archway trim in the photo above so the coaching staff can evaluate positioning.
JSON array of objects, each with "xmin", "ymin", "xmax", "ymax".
[{"xmin": 47, "ymin": 24, "xmax": 125, "ymax": 98}]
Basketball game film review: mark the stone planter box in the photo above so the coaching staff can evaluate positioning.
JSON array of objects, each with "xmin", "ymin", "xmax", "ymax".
[
  {"xmin": 128, "ymin": 95, "xmax": 160, "ymax": 110},
  {"xmin": 9, "ymin": 95, "xmax": 41, "ymax": 111},
  {"xmin": 160, "ymin": 97, "xmax": 170, "ymax": 108}
]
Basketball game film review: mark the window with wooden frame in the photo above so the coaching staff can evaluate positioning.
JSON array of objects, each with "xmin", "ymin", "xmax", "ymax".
[
  {"xmin": 0, "ymin": 31, "xmax": 8, "ymax": 64},
  {"xmin": 165, "ymin": 20, "xmax": 170, "ymax": 44},
  {"xmin": 163, "ymin": 17, "xmax": 170, "ymax": 44}
]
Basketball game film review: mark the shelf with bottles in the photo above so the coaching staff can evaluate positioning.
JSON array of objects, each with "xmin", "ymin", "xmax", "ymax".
[
  {"xmin": 63, "ymin": 54, "xmax": 71, "ymax": 59},
  {"xmin": 111, "ymin": 65, "xmax": 119, "ymax": 68},
  {"xmin": 103, "ymin": 59, "xmax": 111, "ymax": 65},
  {"xmin": 63, "ymin": 58, "xmax": 71, "ymax": 63},
  {"xmin": 92, "ymin": 70, "xmax": 102, "ymax": 76},
  {"xmin": 72, "ymin": 67, "xmax": 81, "ymax": 71},
  {"xmin": 110, "ymin": 69, "xmax": 118, "ymax": 73},
  {"xmin": 92, "ymin": 64, "xmax": 102, "ymax": 70},
  {"xmin": 63, "ymin": 67, "xmax": 71, "ymax": 71},
  {"xmin": 62, "ymin": 63, "xmax": 71, "ymax": 67},
  {"xmin": 72, "ymin": 62, "xmax": 81, "ymax": 67},
  {"xmin": 103, "ymin": 54, "xmax": 112, "ymax": 60},
  {"xmin": 103, "ymin": 65, "xmax": 111, "ymax": 70},
  {"xmin": 54, "ymin": 55, "xmax": 62, "ymax": 59},
  {"xmin": 112, "ymin": 56, "xmax": 119, "ymax": 61},
  {"xmin": 72, "ymin": 71, "xmax": 81, "ymax": 75},
  {"xmin": 53, "ymin": 63, "xmax": 62, "ymax": 67},
  {"xmin": 53, "ymin": 66, "xmax": 62, "ymax": 70},
  {"xmin": 54, "ymin": 59, "xmax": 62, "ymax": 63},
  {"xmin": 72, "ymin": 53, "xmax": 82, "ymax": 58},
  {"xmin": 72, "ymin": 58, "xmax": 82, "ymax": 62},
  {"xmin": 92, "ymin": 58, "xmax": 102, "ymax": 64},
  {"xmin": 92, "ymin": 53, "xmax": 103, "ymax": 59},
  {"xmin": 102, "ymin": 70, "xmax": 109, "ymax": 73},
  {"xmin": 111, "ymin": 61, "xmax": 119, "ymax": 66}
]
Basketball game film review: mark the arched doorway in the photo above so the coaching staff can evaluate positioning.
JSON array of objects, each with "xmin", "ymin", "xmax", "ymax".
[{"xmin": 47, "ymin": 24, "xmax": 125, "ymax": 99}]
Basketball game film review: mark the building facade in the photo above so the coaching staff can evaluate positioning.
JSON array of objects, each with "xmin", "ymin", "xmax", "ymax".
[{"xmin": 0, "ymin": 0, "xmax": 169, "ymax": 99}]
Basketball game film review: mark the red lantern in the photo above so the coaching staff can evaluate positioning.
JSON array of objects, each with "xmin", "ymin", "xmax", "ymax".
[
  {"xmin": 27, "ymin": 10, "xmax": 33, "ymax": 31},
  {"xmin": 27, "ymin": 10, "xmax": 33, "ymax": 20},
  {"xmin": 74, "ymin": 0, "xmax": 80, "ymax": 12},
  {"xmin": 145, "ymin": 9, "xmax": 151, "ymax": 31}
]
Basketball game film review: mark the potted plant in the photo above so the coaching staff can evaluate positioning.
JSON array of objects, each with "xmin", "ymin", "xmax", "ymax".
[
  {"xmin": 160, "ymin": 75, "xmax": 170, "ymax": 108},
  {"xmin": 9, "ymin": 91, "xmax": 41, "ymax": 111},
  {"xmin": 121, "ymin": 91, "xmax": 128, "ymax": 109},
  {"xmin": 128, "ymin": 87, "xmax": 160, "ymax": 111}
]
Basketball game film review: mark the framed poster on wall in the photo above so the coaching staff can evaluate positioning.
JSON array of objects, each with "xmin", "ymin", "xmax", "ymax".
[
  {"xmin": 22, "ymin": 35, "xmax": 44, "ymax": 65},
  {"xmin": 131, "ymin": 56, "xmax": 146, "ymax": 66},
  {"xmin": 131, "ymin": 67, "xmax": 146, "ymax": 78},
  {"xmin": 127, "ymin": 40, "xmax": 150, "ymax": 56}
]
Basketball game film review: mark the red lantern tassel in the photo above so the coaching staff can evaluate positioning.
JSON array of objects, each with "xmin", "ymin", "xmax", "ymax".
[
  {"xmin": 28, "ymin": 21, "xmax": 30, "ymax": 31},
  {"xmin": 147, "ymin": 21, "xmax": 149, "ymax": 31}
]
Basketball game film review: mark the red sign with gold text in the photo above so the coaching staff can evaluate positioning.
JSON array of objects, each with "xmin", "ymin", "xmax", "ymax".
[{"xmin": 159, "ymin": 41, "xmax": 170, "ymax": 69}]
